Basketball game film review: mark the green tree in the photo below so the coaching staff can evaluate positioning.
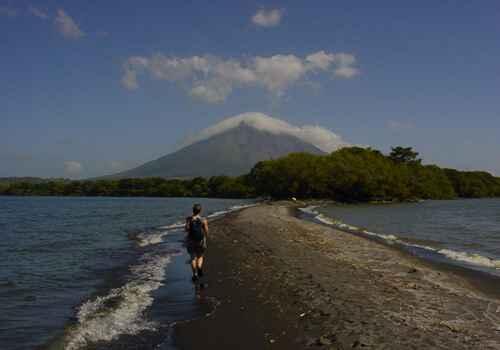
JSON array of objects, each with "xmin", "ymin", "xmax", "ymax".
[{"xmin": 389, "ymin": 146, "xmax": 422, "ymax": 165}]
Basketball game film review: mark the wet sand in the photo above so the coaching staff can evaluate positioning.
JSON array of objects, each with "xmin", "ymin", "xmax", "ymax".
[{"xmin": 174, "ymin": 202, "xmax": 500, "ymax": 349}]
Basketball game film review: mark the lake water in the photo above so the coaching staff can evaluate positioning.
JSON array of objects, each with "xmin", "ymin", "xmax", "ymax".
[
  {"xmin": 0, "ymin": 196, "xmax": 254, "ymax": 350},
  {"xmin": 3, "ymin": 197, "xmax": 499, "ymax": 349},
  {"xmin": 302, "ymin": 199, "xmax": 500, "ymax": 276}
]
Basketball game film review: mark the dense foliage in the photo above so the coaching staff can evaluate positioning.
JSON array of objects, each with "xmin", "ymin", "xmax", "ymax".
[
  {"xmin": 0, "ymin": 176, "xmax": 255, "ymax": 199},
  {"xmin": 1, "ymin": 147, "xmax": 499, "ymax": 202},
  {"xmin": 443, "ymin": 169, "xmax": 500, "ymax": 198},
  {"xmin": 249, "ymin": 147, "xmax": 458, "ymax": 201}
]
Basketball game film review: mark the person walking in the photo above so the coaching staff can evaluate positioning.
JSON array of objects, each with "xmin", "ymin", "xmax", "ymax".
[{"xmin": 185, "ymin": 203, "xmax": 208, "ymax": 282}]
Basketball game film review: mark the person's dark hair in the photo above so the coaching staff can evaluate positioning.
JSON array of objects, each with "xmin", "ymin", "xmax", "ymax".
[{"xmin": 193, "ymin": 203, "xmax": 202, "ymax": 215}]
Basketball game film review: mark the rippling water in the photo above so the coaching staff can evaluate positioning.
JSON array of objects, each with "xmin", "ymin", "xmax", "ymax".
[
  {"xmin": 308, "ymin": 199, "xmax": 500, "ymax": 275},
  {"xmin": 0, "ymin": 196, "xmax": 253, "ymax": 350}
]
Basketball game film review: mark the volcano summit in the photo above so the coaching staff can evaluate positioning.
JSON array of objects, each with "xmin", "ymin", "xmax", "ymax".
[{"xmin": 110, "ymin": 113, "xmax": 348, "ymax": 178}]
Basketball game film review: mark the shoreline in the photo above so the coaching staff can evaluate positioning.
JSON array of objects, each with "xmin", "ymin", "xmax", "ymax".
[
  {"xmin": 296, "ymin": 203, "xmax": 500, "ymax": 301},
  {"xmin": 174, "ymin": 202, "xmax": 500, "ymax": 349}
]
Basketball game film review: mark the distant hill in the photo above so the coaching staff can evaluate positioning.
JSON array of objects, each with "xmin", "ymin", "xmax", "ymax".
[{"xmin": 109, "ymin": 122, "xmax": 326, "ymax": 179}]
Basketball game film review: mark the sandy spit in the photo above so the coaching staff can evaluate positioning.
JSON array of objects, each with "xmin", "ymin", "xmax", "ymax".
[{"xmin": 174, "ymin": 202, "xmax": 500, "ymax": 349}]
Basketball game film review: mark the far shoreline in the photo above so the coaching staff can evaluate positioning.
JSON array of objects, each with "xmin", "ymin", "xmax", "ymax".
[{"xmin": 1, "ymin": 193, "xmax": 499, "ymax": 203}]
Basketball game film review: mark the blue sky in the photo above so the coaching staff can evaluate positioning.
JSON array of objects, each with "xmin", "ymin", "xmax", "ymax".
[{"xmin": 1, "ymin": 0, "xmax": 499, "ymax": 178}]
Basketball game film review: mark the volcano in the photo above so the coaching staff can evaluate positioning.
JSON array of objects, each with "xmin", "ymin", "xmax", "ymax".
[{"xmin": 110, "ymin": 113, "xmax": 346, "ymax": 178}]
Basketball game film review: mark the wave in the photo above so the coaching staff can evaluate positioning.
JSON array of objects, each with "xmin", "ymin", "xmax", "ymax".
[
  {"xmin": 134, "ymin": 231, "xmax": 170, "ymax": 247},
  {"xmin": 143, "ymin": 203, "xmax": 257, "ymax": 247},
  {"xmin": 297, "ymin": 205, "xmax": 319, "ymax": 215},
  {"xmin": 158, "ymin": 222, "xmax": 185, "ymax": 230},
  {"xmin": 207, "ymin": 203, "xmax": 258, "ymax": 218},
  {"xmin": 63, "ymin": 202, "xmax": 258, "ymax": 348},
  {"xmin": 437, "ymin": 249, "xmax": 500, "ymax": 269},
  {"xmin": 63, "ymin": 251, "xmax": 177, "ymax": 350},
  {"xmin": 299, "ymin": 206, "xmax": 500, "ymax": 271}
]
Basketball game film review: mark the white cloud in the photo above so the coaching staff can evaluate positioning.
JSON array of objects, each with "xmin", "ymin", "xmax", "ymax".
[
  {"xmin": 0, "ymin": 6, "xmax": 17, "ymax": 17},
  {"xmin": 190, "ymin": 80, "xmax": 232, "ymax": 103},
  {"xmin": 253, "ymin": 54, "xmax": 306, "ymax": 94},
  {"xmin": 28, "ymin": 5, "xmax": 49, "ymax": 19},
  {"xmin": 121, "ymin": 56, "xmax": 149, "ymax": 90},
  {"xmin": 251, "ymin": 8, "xmax": 283, "ymax": 27},
  {"xmin": 332, "ymin": 53, "xmax": 359, "ymax": 78},
  {"xmin": 54, "ymin": 9, "xmax": 84, "ymax": 39},
  {"xmin": 180, "ymin": 112, "xmax": 349, "ymax": 153},
  {"xmin": 306, "ymin": 51, "xmax": 336, "ymax": 70},
  {"xmin": 334, "ymin": 66, "xmax": 359, "ymax": 78},
  {"xmin": 122, "ymin": 51, "xmax": 360, "ymax": 103},
  {"xmin": 121, "ymin": 68, "xmax": 139, "ymax": 90},
  {"xmin": 64, "ymin": 161, "xmax": 83, "ymax": 177}
]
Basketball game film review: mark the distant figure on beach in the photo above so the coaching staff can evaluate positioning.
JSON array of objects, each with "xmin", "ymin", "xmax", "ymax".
[{"xmin": 185, "ymin": 203, "xmax": 209, "ymax": 282}]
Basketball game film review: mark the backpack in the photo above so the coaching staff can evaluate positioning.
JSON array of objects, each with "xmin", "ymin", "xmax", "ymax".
[{"xmin": 189, "ymin": 216, "xmax": 204, "ymax": 242}]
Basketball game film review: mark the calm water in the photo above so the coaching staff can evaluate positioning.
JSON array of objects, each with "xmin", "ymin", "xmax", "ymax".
[
  {"xmin": 310, "ymin": 199, "xmax": 500, "ymax": 275},
  {"xmin": 0, "ymin": 196, "xmax": 253, "ymax": 350}
]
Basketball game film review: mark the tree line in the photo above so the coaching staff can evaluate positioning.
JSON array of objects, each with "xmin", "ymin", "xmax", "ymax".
[
  {"xmin": 0, "ymin": 175, "xmax": 255, "ymax": 199},
  {"xmin": 1, "ymin": 146, "xmax": 499, "ymax": 202}
]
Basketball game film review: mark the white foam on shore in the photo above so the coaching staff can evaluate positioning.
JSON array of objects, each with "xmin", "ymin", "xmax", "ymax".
[
  {"xmin": 64, "ymin": 252, "xmax": 172, "ymax": 350},
  {"xmin": 299, "ymin": 206, "xmax": 500, "ymax": 271},
  {"xmin": 64, "ymin": 202, "xmax": 258, "ymax": 348},
  {"xmin": 207, "ymin": 210, "xmax": 228, "ymax": 218},
  {"xmin": 361, "ymin": 230, "xmax": 398, "ymax": 241},
  {"xmin": 141, "ymin": 203, "xmax": 256, "ymax": 247},
  {"xmin": 438, "ymin": 249, "xmax": 500, "ymax": 269},
  {"xmin": 135, "ymin": 231, "xmax": 170, "ymax": 247},
  {"xmin": 158, "ymin": 222, "xmax": 185, "ymax": 230},
  {"xmin": 136, "ymin": 203, "xmax": 257, "ymax": 248},
  {"xmin": 298, "ymin": 205, "xmax": 319, "ymax": 215},
  {"xmin": 315, "ymin": 213, "xmax": 336, "ymax": 226},
  {"xmin": 137, "ymin": 222, "xmax": 185, "ymax": 247},
  {"xmin": 206, "ymin": 203, "xmax": 258, "ymax": 218}
]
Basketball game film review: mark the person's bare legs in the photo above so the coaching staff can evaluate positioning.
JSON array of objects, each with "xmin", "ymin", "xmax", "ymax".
[
  {"xmin": 191, "ymin": 258, "xmax": 197, "ymax": 277},
  {"xmin": 196, "ymin": 256, "xmax": 204, "ymax": 269},
  {"xmin": 195, "ymin": 255, "xmax": 204, "ymax": 277},
  {"xmin": 191, "ymin": 255, "xmax": 204, "ymax": 281}
]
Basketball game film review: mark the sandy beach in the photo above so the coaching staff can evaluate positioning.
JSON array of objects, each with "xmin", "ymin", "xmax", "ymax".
[{"xmin": 174, "ymin": 202, "xmax": 500, "ymax": 349}]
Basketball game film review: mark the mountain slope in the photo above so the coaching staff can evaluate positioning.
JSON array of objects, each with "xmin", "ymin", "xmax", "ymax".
[{"xmin": 111, "ymin": 123, "xmax": 325, "ymax": 178}]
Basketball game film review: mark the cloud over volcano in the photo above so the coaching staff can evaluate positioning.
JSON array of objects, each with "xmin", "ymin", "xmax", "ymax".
[{"xmin": 179, "ymin": 112, "xmax": 349, "ymax": 153}]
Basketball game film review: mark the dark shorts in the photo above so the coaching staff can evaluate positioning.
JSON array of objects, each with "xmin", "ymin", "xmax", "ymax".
[{"xmin": 187, "ymin": 239, "xmax": 206, "ymax": 258}]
